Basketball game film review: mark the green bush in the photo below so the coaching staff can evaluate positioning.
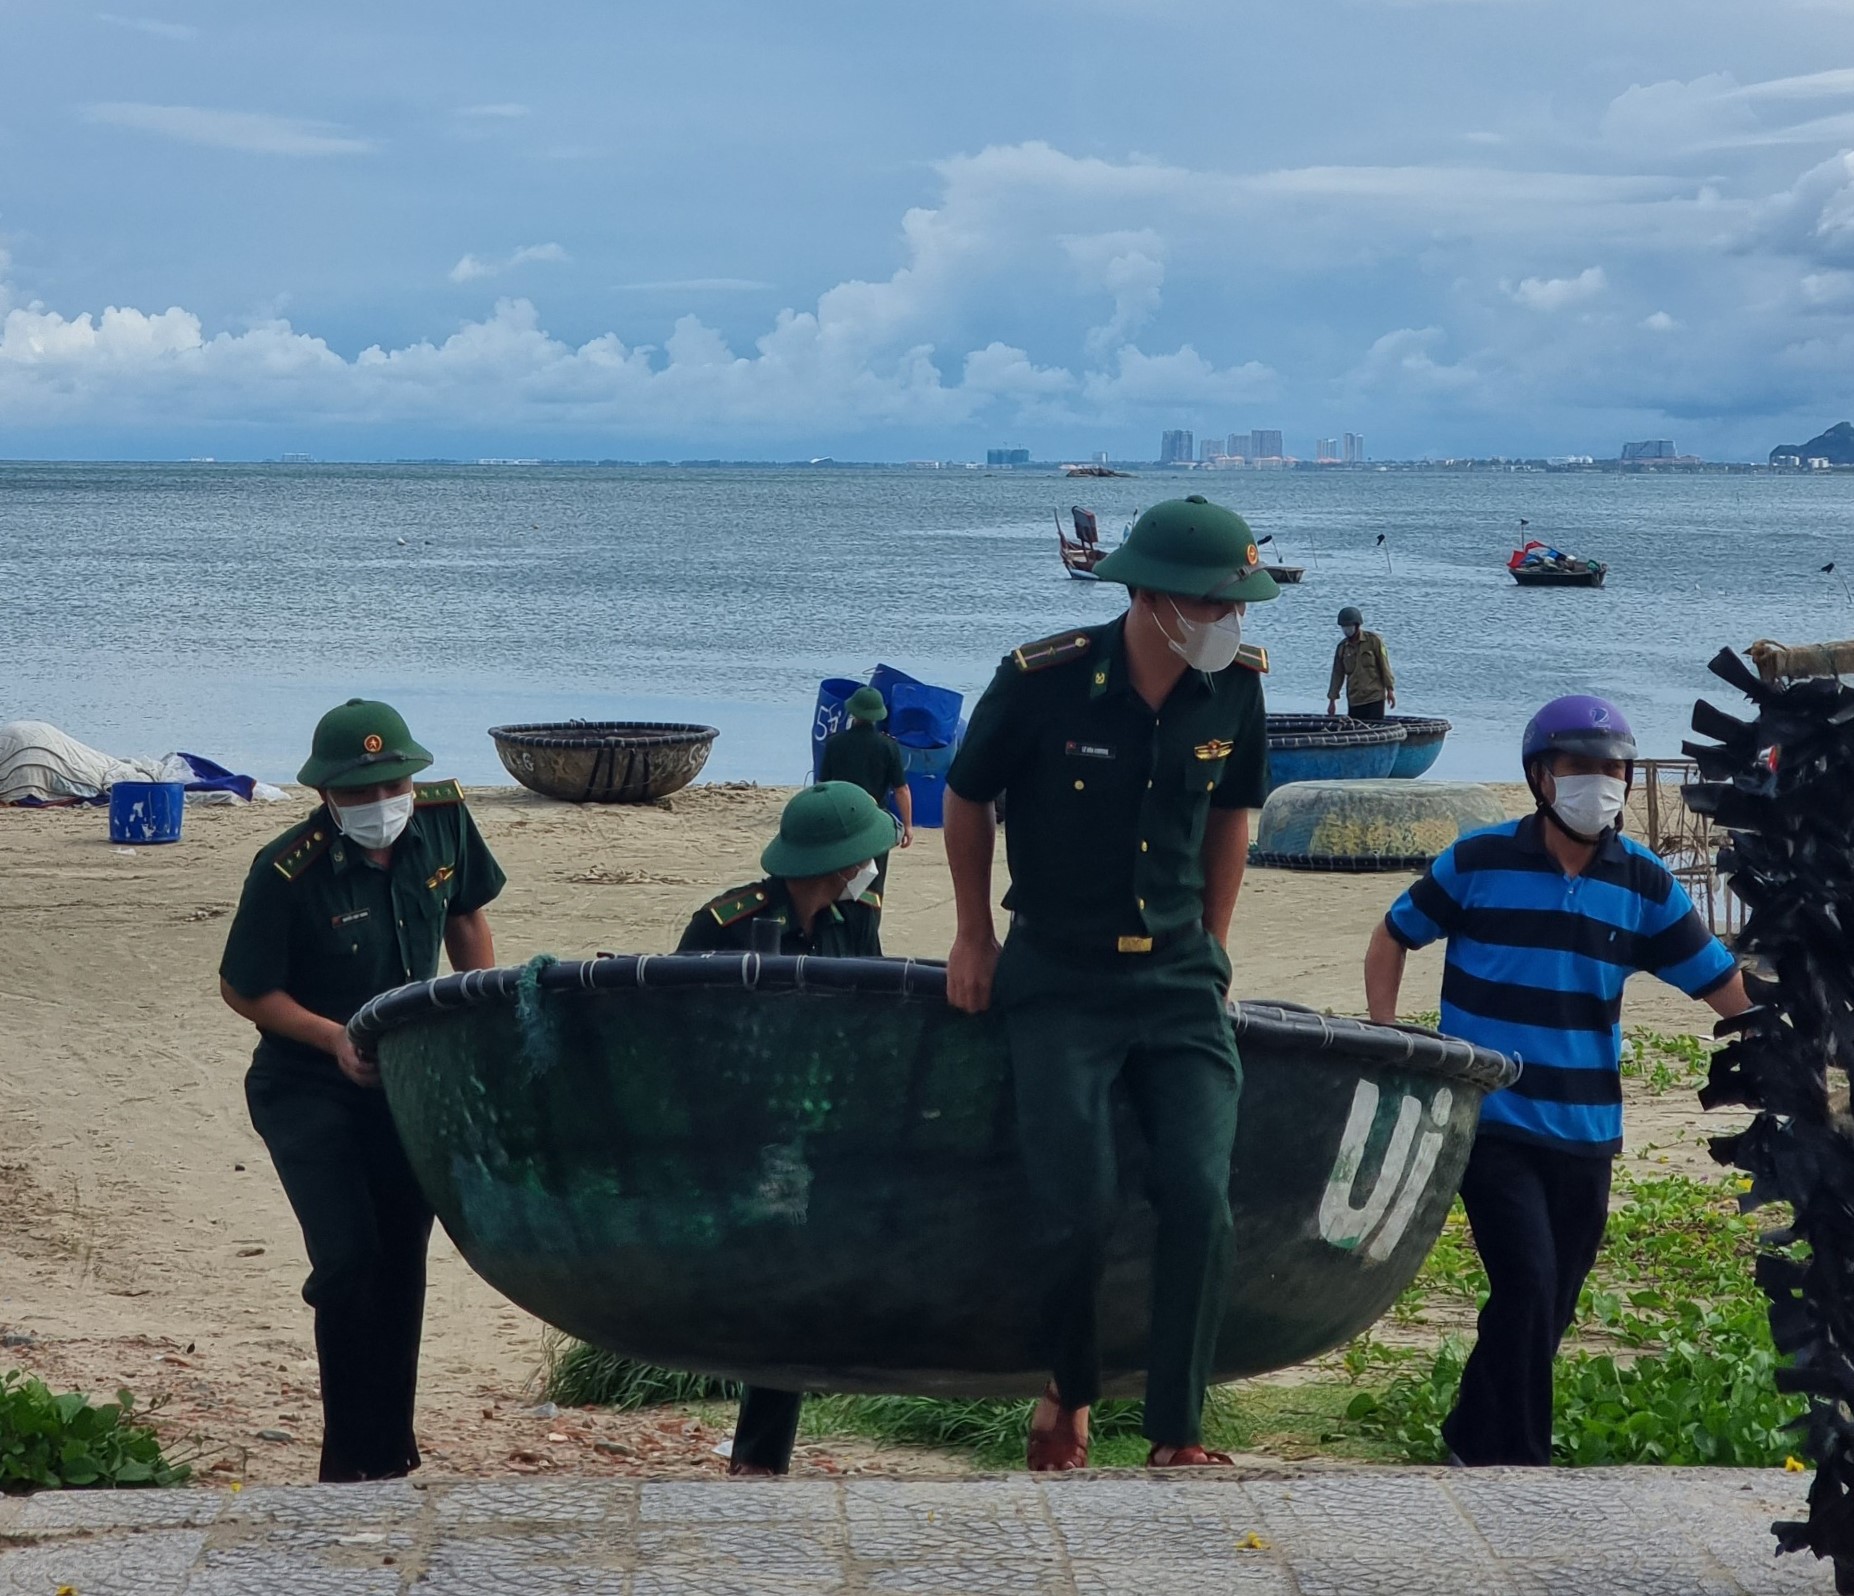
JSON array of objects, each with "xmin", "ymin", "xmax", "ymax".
[
  {"xmin": 544, "ymin": 1344, "xmax": 736, "ymax": 1410},
  {"xmin": 0, "ymin": 1371, "xmax": 189, "ymax": 1489}
]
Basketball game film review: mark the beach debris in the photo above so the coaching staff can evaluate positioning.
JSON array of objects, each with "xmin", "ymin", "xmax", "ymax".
[
  {"xmin": 1683, "ymin": 645, "xmax": 1854, "ymax": 1591},
  {"xmin": 526, "ymin": 1401, "xmax": 561, "ymax": 1421},
  {"xmin": 255, "ymin": 1428, "xmax": 293, "ymax": 1443},
  {"xmin": 567, "ymin": 864, "xmax": 696, "ymax": 886}
]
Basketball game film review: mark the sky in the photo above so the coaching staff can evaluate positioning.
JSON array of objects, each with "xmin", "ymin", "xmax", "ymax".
[{"xmin": 6, "ymin": 0, "xmax": 1854, "ymax": 461}]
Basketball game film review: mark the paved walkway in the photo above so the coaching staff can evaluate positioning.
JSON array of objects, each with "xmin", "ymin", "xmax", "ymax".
[{"xmin": 0, "ymin": 1468, "xmax": 1830, "ymax": 1594}]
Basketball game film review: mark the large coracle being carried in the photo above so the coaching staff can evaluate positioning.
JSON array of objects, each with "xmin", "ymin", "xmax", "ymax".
[{"xmin": 350, "ymin": 955, "xmax": 1516, "ymax": 1396}]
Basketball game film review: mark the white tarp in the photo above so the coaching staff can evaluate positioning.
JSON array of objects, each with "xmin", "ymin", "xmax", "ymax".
[{"xmin": 0, "ymin": 720, "xmax": 284, "ymax": 805}]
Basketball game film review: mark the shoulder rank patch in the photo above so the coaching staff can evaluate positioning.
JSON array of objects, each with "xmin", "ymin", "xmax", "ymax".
[
  {"xmin": 272, "ymin": 824, "xmax": 334, "ymax": 882},
  {"xmin": 1233, "ymin": 643, "xmax": 1269, "ymax": 674},
  {"xmin": 1012, "ymin": 630, "xmax": 1094, "ymax": 673},
  {"xmin": 414, "ymin": 778, "xmax": 463, "ymax": 807},
  {"xmin": 856, "ymin": 889, "xmax": 883, "ymax": 909},
  {"xmin": 707, "ymin": 885, "xmax": 769, "ymax": 927}
]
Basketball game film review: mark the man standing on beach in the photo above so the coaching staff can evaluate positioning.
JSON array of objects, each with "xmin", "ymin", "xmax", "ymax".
[
  {"xmin": 219, "ymin": 699, "xmax": 505, "ymax": 1482},
  {"xmin": 675, "ymin": 780, "xmax": 892, "ymax": 1478},
  {"xmin": 1326, "ymin": 605, "xmax": 1394, "ymax": 721},
  {"xmin": 1362, "ymin": 695, "xmax": 1748, "ymax": 1466},
  {"xmin": 942, "ymin": 494, "xmax": 1276, "ymax": 1470},
  {"xmin": 817, "ymin": 685, "xmax": 911, "ymax": 903}
]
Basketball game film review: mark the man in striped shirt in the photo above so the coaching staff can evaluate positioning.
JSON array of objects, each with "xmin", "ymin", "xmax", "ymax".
[{"xmin": 1363, "ymin": 694, "xmax": 1748, "ymax": 1466}]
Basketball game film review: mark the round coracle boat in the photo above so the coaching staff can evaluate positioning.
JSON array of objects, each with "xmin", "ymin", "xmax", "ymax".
[
  {"xmin": 488, "ymin": 722, "xmax": 717, "ymax": 804},
  {"xmin": 1266, "ymin": 714, "xmax": 1406, "ymax": 793},
  {"xmin": 1252, "ymin": 779, "xmax": 1508, "ymax": 873},
  {"xmin": 1382, "ymin": 715, "xmax": 1453, "ymax": 780},
  {"xmin": 351, "ymin": 955, "xmax": 1517, "ymax": 1397}
]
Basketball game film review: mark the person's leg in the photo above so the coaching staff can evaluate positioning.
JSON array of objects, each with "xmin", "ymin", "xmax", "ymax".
[
  {"xmin": 1543, "ymin": 1150, "xmax": 1613, "ymax": 1354},
  {"xmin": 730, "ymin": 1388, "xmax": 804, "ymax": 1475},
  {"xmin": 1122, "ymin": 936, "xmax": 1240, "ymax": 1450},
  {"xmin": 355, "ymin": 1093, "xmax": 435, "ymax": 1478},
  {"xmin": 1348, "ymin": 699, "xmax": 1386, "ymax": 722},
  {"xmin": 1442, "ymin": 1136, "xmax": 1559, "ymax": 1466},
  {"xmin": 247, "ymin": 1060, "xmax": 406, "ymax": 1483}
]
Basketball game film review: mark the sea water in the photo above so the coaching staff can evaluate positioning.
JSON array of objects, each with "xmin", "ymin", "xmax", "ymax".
[{"xmin": 4, "ymin": 461, "xmax": 1851, "ymax": 787}]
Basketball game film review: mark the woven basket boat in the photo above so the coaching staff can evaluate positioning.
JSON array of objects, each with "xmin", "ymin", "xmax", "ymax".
[
  {"xmin": 1265, "ymin": 714, "xmax": 1407, "ymax": 793},
  {"xmin": 487, "ymin": 721, "xmax": 718, "ymax": 803},
  {"xmin": 351, "ymin": 955, "xmax": 1516, "ymax": 1397}
]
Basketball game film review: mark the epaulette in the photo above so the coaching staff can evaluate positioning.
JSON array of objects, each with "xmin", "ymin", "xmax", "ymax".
[
  {"xmin": 1233, "ymin": 643, "xmax": 1268, "ymax": 674},
  {"xmin": 856, "ymin": 889, "xmax": 883, "ymax": 910},
  {"xmin": 1011, "ymin": 630, "xmax": 1093, "ymax": 673},
  {"xmin": 414, "ymin": 778, "xmax": 463, "ymax": 807},
  {"xmin": 707, "ymin": 885, "xmax": 770, "ymax": 927},
  {"xmin": 272, "ymin": 821, "xmax": 334, "ymax": 882}
]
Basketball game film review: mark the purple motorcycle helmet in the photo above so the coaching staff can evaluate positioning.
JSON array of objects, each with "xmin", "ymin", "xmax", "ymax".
[{"xmin": 1521, "ymin": 694, "xmax": 1638, "ymax": 771}]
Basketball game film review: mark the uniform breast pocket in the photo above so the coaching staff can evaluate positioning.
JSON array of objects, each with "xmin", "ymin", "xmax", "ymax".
[
  {"xmin": 1185, "ymin": 747, "xmax": 1229, "ymax": 795},
  {"xmin": 323, "ymin": 908, "xmax": 384, "ymax": 959},
  {"xmin": 425, "ymin": 861, "xmax": 458, "ymax": 915}
]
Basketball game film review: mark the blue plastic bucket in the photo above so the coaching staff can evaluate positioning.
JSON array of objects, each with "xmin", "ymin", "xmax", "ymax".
[
  {"xmin": 889, "ymin": 730, "xmax": 964, "ymax": 828},
  {"xmin": 869, "ymin": 663, "xmax": 964, "ymax": 749},
  {"xmin": 109, "ymin": 780, "xmax": 186, "ymax": 844},
  {"xmin": 811, "ymin": 677, "xmax": 866, "ymax": 780}
]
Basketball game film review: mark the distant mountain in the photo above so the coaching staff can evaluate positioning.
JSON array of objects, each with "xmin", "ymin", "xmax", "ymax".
[{"xmin": 1771, "ymin": 421, "xmax": 1854, "ymax": 465}]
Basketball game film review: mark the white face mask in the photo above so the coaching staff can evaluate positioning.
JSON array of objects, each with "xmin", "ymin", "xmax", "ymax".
[
  {"xmin": 1549, "ymin": 774, "xmax": 1627, "ymax": 840},
  {"xmin": 1342, "ymin": 624, "xmax": 1360, "ymax": 639},
  {"xmin": 839, "ymin": 860, "xmax": 879, "ymax": 902},
  {"xmin": 329, "ymin": 791, "xmax": 415, "ymax": 850},
  {"xmin": 1164, "ymin": 598, "xmax": 1243, "ymax": 672}
]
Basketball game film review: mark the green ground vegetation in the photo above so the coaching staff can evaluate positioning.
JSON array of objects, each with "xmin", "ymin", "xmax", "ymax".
[
  {"xmin": 545, "ymin": 1030, "xmax": 1795, "ymax": 1469},
  {"xmin": 0, "ymin": 1372, "xmax": 190, "ymax": 1489}
]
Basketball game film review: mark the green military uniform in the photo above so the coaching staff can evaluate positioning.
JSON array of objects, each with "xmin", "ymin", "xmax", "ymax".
[
  {"xmin": 673, "ymin": 782, "xmax": 893, "ymax": 1475},
  {"xmin": 947, "ymin": 495, "xmax": 1274, "ymax": 1450},
  {"xmin": 220, "ymin": 700, "xmax": 505, "ymax": 1483},
  {"xmin": 1329, "ymin": 621, "xmax": 1394, "ymax": 720},
  {"xmin": 817, "ymin": 700, "xmax": 907, "ymax": 902}
]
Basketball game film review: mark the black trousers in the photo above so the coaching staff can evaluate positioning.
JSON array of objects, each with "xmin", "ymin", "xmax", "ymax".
[
  {"xmin": 1442, "ymin": 1133, "xmax": 1611, "ymax": 1466},
  {"xmin": 1347, "ymin": 699, "xmax": 1386, "ymax": 722},
  {"xmin": 731, "ymin": 1387, "xmax": 804, "ymax": 1472},
  {"xmin": 246, "ymin": 1056, "xmax": 434, "ymax": 1482}
]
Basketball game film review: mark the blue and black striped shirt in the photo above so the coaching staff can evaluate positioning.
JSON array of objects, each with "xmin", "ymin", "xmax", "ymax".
[{"xmin": 1385, "ymin": 817, "xmax": 1736, "ymax": 1155}]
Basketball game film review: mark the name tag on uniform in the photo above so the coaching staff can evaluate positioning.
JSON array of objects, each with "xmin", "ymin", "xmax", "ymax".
[
  {"xmin": 1194, "ymin": 739, "xmax": 1234, "ymax": 761},
  {"xmin": 426, "ymin": 863, "xmax": 455, "ymax": 890},
  {"xmin": 1065, "ymin": 741, "xmax": 1116, "ymax": 759},
  {"xmin": 331, "ymin": 909, "xmax": 371, "ymax": 927}
]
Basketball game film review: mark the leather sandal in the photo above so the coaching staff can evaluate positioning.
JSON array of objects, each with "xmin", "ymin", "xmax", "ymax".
[
  {"xmin": 1147, "ymin": 1443, "xmax": 1234, "ymax": 1467},
  {"xmin": 1026, "ymin": 1383, "xmax": 1089, "ymax": 1472}
]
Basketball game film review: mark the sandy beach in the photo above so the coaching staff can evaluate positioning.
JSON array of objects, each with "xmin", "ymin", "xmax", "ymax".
[{"xmin": 0, "ymin": 783, "xmax": 1734, "ymax": 1485}]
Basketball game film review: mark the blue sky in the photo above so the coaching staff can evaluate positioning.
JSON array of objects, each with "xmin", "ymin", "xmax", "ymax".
[{"xmin": 6, "ymin": 0, "xmax": 1854, "ymax": 460}]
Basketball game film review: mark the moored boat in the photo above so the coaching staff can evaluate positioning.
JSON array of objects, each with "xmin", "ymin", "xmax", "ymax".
[
  {"xmin": 1056, "ymin": 505, "xmax": 1112, "ymax": 580},
  {"xmin": 1508, "ymin": 538, "xmax": 1607, "ymax": 587}
]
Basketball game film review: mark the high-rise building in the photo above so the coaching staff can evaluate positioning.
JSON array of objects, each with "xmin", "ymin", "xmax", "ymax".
[
  {"xmin": 1316, "ymin": 438, "xmax": 1339, "ymax": 462},
  {"xmin": 1343, "ymin": 432, "xmax": 1365, "ymax": 464},
  {"xmin": 1199, "ymin": 436, "xmax": 1222, "ymax": 462},
  {"xmin": 1226, "ymin": 433, "xmax": 1246, "ymax": 460},
  {"xmin": 986, "ymin": 447, "xmax": 1031, "ymax": 466},
  {"xmin": 1249, "ymin": 429, "xmax": 1283, "ymax": 460},
  {"xmin": 1620, "ymin": 439, "xmax": 1677, "ymax": 462},
  {"xmin": 1160, "ymin": 429, "xmax": 1194, "ymax": 464}
]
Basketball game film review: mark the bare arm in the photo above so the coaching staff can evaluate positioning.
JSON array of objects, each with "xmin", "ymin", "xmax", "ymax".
[
  {"xmin": 1201, "ymin": 808, "xmax": 1250, "ymax": 946},
  {"xmin": 894, "ymin": 782, "xmax": 914, "ymax": 847},
  {"xmin": 444, "ymin": 907, "xmax": 496, "ymax": 972},
  {"xmin": 943, "ymin": 790, "xmax": 1002, "ymax": 1012},
  {"xmin": 1364, "ymin": 921, "xmax": 1409, "ymax": 1023},
  {"xmin": 1703, "ymin": 970, "xmax": 1751, "ymax": 1020},
  {"xmin": 220, "ymin": 978, "xmax": 377, "ymax": 1087}
]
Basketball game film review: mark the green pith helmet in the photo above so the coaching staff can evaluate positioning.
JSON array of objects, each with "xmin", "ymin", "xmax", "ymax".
[
  {"xmin": 761, "ymin": 781, "xmax": 897, "ymax": 878},
  {"xmin": 1092, "ymin": 495, "xmax": 1280, "ymax": 602},
  {"xmin": 1338, "ymin": 606, "xmax": 1363, "ymax": 627},
  {"xmin": 847, "ymin": 686, "xmax": 887, "ymax": 723},
  {"xmin": 297, "ymin": 698, "xmax": 434, "ymax": 790}
]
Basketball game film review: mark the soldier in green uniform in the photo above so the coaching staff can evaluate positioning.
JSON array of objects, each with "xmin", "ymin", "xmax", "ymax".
[
  {"xmin": 816, "ymin": 685, "xmax": 911, "ymax": 901},
  {"xmin": 219, "ymin": 700, "xmax": 506, "ymax": 1483},
  {"xmin": 676, "ymin": 781, "xmax": 894, "ymax": 1477},
  {"xmin": 942, "ymin": 495, "xmax": 1276, "ymax": 1470}
]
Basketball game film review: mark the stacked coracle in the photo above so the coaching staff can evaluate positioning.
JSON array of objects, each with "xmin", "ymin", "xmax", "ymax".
[{"xmin": 1682, "ymin": 646, "xmax": 1854, "ymax": 1593}]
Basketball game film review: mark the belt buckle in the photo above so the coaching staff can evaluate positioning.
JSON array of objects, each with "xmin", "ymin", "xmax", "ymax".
[{"xmin": 1116, "ymin": 935, "xmax": 1154, "ymax": 954}]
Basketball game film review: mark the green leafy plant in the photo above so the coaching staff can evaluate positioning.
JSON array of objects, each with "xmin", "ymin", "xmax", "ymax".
[
  {"xmin": 1618, "ymin": 1029, "xmax": 1714, "ymax": 1095},
  {"xmin": 0, "ymin": 1372, "xmax": 190, "ymax": 1489},
  {"xmin": 544, "ymin": 1344, "xmax": 735, "ymax": 1410}
]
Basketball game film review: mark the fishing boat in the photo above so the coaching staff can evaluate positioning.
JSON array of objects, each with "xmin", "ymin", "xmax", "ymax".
[
  {"xmin": 1056, "ymin": 506, "xmax": 1111, "ymax": 579},
  {"xmin": 352, "ymin": 955, "xmax": 1516, "ymax": 1395},
  {"xmin": 1062, "ymin": 464, "xmax": 1132, "ymax": 479},
  {"xmin": 1508, "ymin": 539, "xmax": 1607, "ymax": 588}
]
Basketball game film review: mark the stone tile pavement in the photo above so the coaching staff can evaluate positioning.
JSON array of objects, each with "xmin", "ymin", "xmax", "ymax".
[{"xmin": 0, "ymin": 1467, "xmax": 1831, "ymax": 1594}]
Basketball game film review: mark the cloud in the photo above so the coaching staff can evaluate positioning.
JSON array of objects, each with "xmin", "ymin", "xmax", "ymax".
[
  {"xmin": 1063, "ymin": 230, "xmax": 1166, "ymax": 358},
  {"xmin": 1604, "ymin": 69, "xmax": 1854, "ymax": 158},
  {"xmin": 1507, "ymin": 266, "xmax": 1607, "ymax": 311},
  {"xmin": 83, "ymin": 103, "xmax": 375, "ymax": 156},
  {"xmin": 615, "ymin": 278, "xmax": 775, "ymax": 294},
  {"xmin": 457, "ymin": 103, "xmax": 529, "ymax": 119},
  {"xmin": 96, "ymin": 13, "xmax": 196, "ymax": 40},
  {"xmin": 448, "ymin": 243, "xmax": 570, "ymax": 283},
  {"xmin": 1641, "ymin": 310, "xmax": 1681, "ymax": 331}
]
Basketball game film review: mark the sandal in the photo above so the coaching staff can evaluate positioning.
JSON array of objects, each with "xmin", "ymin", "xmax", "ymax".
[
  {"xmin": 1147, "ymin": 1443, "xmax": 1234, "ymax": 1468},
  {"xmin": 1026, "ymin": 1383, "xmax": 1090, "ymax": 1472}
]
